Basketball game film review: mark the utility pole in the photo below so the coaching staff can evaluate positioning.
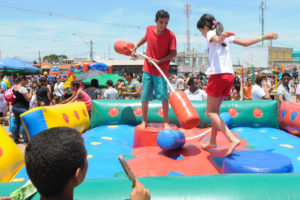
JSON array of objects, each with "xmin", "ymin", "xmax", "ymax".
[
  {"xmin": 39, "ymin": 50, "xmax": 41, "ymax": 68},
  {"xmin": 184, "ymin": 1, "xmax": 191, "ymax": 71},
  {"xmin": 90, "ymin": 40, "xmax": 93, "ymax": 62},
  {"xmin": 259, "ymin": 1, "xmax": 266, "ymax": 47}
]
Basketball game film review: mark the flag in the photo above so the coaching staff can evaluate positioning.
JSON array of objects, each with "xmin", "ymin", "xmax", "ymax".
[{"xmin": 63, "ymin": 74, "xmax": 76, "ymax": 88}]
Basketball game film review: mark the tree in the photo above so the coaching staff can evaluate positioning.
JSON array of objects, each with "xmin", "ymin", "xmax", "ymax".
[{"xmin": 43, "ymin": 54, "xmax": 68, "ymax": 64}]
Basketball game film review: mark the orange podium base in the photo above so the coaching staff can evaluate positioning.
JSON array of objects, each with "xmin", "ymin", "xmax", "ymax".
[{"xmin": 133, "ymin": 123, "xmax": 177, "ymax": 148}]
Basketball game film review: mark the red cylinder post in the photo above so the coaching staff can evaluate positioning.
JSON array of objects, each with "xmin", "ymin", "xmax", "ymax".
[
  {"xmin": 133, "ymin": 123, "xmax": 177, "ymax": 148},
  {"xmin": 82, "ymin": 63, "xmax": 90, "ymax": 72},
  {"xmin": 169, "ymin": 91, "xmax": 200, "ymax": 129}
]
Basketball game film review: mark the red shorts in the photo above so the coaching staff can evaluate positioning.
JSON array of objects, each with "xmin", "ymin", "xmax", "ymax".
[{"xmin": 206, "ymin": 73, "xmax": 234, "ymax": 97}]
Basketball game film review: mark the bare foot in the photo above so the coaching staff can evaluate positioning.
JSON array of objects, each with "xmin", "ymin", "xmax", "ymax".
[
  {"xmin": 224, "ymin": 139, "xmax": 240, "ymax": 157},
  {"xmin": 163, "ymin": 122, "xmax": 171, "ymax": 129},
  {"xmin": 201, "ymin": 143, "xmax": 217, "ymax": 149},
  {"xmin": 139, "ymin": 121, "xmax": 147, "ymax": 129}
]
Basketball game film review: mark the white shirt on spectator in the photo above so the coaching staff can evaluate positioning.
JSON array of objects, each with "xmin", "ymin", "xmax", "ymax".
[
  {"xmin": 54, "ymin": 82, "xmax": 64, "ymax": 97},
  {"xmin": 184, "ymin": 89, "xmax": 207, "ymax": 101},
  {"xmin": 251, "ymin": 85, "xmax": 266, "ymax": 100},
  {"xmin": 296, "ymin": 84, "xmax": 300, "ymax": 95},
  {"xmin": 277, "ymin": 83, "xmax": 291, "ymax": 102},
  {"xmin": 103, "ymin": 88, "xmax": 119, "ymax": 99}
]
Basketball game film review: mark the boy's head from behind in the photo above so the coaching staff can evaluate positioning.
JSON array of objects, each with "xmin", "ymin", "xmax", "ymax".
[
  {"xmin": 25, "ymin": 127, "xmax": 88, "ymax": 198},
  {"xmin": 155, "ymin": 10, "xmax": 169, "ymax": 33}
]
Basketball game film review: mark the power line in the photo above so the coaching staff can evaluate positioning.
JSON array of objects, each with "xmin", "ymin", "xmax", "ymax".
[
  {"xmin": 0, "ymin": 5, "xmax": 145, "ymax": 30},
  {"xmin": 0, "ymin": 33, "xmax": 106, "ymax": 45}
]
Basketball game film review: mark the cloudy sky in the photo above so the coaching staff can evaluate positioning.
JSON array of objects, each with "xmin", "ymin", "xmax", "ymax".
[{"xmin": 0, "ymin": 0, "xmax": 299, "ymax": 64}]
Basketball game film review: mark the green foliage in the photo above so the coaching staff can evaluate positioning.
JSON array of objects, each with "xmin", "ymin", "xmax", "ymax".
[{"xmin": 43, "ymin": 54, "xmax": 68, "ymax": 64}]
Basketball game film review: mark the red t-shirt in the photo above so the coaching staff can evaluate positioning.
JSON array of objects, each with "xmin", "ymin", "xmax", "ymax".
[{"xmin": 142, "ymin": 25, "xmax": 176, "ymax": 78}]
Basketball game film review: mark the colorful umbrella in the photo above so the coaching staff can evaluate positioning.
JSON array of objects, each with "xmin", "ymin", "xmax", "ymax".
[
  {"xmin": 82, "ymin": 73, "xmax": 127, "ymax": 87},
  {"xmin": 0, "ymin": 58, "xmax": 40, "ymax": 74}
]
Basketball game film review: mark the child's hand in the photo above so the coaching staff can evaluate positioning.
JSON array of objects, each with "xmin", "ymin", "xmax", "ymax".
[
  {"xmin": 131, "ymin": 49, "xmax": 138, "ymax": 60},
  {"xmin": 130, "ymin": 179, "xmax": 150, "ymax": 200},
  {"xmin": 263, "ymin": 32, "xmax": 278, "ymax": 40},
  {"xmin": 147, "ymin": 57, "xmax": 160, "ymax": 65}
]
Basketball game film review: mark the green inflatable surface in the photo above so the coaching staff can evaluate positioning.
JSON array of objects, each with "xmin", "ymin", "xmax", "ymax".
[
  {"xmin": 1, "ymin": 174, "xmax": 299, "ymax": 199},
  {"xmin": 91, "ymin": 100, "xmax": 279, "ymax": 129}
]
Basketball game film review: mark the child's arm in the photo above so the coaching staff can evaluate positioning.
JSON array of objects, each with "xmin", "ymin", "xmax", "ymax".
[
  {"xmin": 148, "ymin": 50, "xmax": 177, "ymax": 65},
  {"xmin": 209, "ymin": 31, "xmax": 235, "ymax": 44},
  {"xmin": 61, "ymin": 91, "xmax": 77, "ymax": 104},
  {"xmin": 233, "ymin": 32, "xmax": 278, "ymax": 47}
]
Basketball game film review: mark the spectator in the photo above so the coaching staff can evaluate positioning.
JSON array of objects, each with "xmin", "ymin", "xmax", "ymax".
[
  {"xmin": 116, "ymin": 79, "xmax": 125, "ymax": 99},
  {"xmin": 123, "ymin": 72, "xmax": 141, "ymax": 100},
  {"xmin": 296, "ymin": 83, "xmax": 300, "ymax": 103},
  {"xmin": 243, "ymin": 77, "xmax": 253, "ymax": 100},
  {"xmin": 25, "ymin": 127, "xmax": 150, "ymax": 200},
  {"xmin": 103, "ymin": 80, "xmax": 119, "ymax": 99},
  {"xmin": 277, "ymin": 73, "xmax": 291, "ymax": 103},
  {"xmin": 36, "ymin": 77, "xmax": 51, "ymax": 106},
  {"xmin": 12, "ymin": 76, "xmax": 33, "ymax": 143},
  {"xmin": 29, "ymin": 80, "xmax": 38, "ymax": 109},
  {"xmin": 54, "ymin": 75, "xmax": 65, "ymax": 103},
  {"xmin": 175, "ymin": 75, "xmax": 185, "ymax": 91},
  {"xmin": 251, "ymin": 73, "xmax": 270, "ymax": 100},
  {"xmin": 0, "ymin": 73, "xmax": 7, "ymax": 92},
  {"xmin": 232, "ymin": 76, "xmax": 241, "ymax": 100},
  {"xmin": 86, "ymin": 79, "xmax": 101, "ymax": 100},
  {"xmin": 184, "ymin": 77, "xmax": 207, "ymax": 100},
  {"xmin": 61, "ymin": 80, "xmax": 92, "ymax": 116}
]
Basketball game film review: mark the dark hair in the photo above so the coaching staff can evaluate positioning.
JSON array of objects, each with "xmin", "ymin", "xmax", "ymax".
[
  {"xmin": 38, "ymin": 77, "xmax": 47, "ymax": 88},
  {"xmin": 197, "ymin": 13, "xmax": 226, "ymax": 47},
  {"xmin": 155, "ymin": 10, "xmax": 169, "ymax": 20},
  {"xmin": 25, "ymin": 127, "xmax": 86, "ymax": 197},
  {"xmin": 71, "ymin": 80, "xmax": 80, "ymax": 89},
  {"xmin": 282, "ymin": 72, "xmax": 291, "ymax": 79},
  {"xmin": 187, "ymin": 77, "xmax": 198, "ymax": 86},
  {"xmin": 15, "ymin": 75, "xmax": 27, "ymax": 83},
  {"xmin": 125, "ymin": 72, "xmax": 134, "ymax": 78},
  {"xmin": 91, "ymin": 79, "xmax": 99, "ymax": 87},
  {"xmin": 0, "ymin": 73, "xmax": 4, "ymax": 79},
  {"xmin": 106, "ymin": 80, "xmax": 113, "ymax": 86},
  {"xmin": 255, "ymin": 73, "xmax": 267, "ymax": 85}
]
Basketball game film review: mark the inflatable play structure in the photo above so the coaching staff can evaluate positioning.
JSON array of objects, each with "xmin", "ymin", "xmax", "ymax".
[{"xmin": 0, "ymin": 100, "xmax": 300, "ymax": 199}]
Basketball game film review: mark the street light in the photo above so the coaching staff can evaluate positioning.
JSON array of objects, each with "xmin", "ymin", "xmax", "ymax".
[{"xmin": 72, "ymin": 33, "xmax": 93, "ymax": 62}]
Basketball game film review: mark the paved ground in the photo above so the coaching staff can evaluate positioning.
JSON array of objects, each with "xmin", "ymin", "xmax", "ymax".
[{"xmin": 3, "ymin": 124, "xmax": 26, "ymax": 154}]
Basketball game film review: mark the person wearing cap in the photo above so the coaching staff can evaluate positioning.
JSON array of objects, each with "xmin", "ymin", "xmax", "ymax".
[
  {"xmin": 103, "ymin": 80, "xmax": 119, "ymax": 100},
  {"xmin": 277, "ymin": 72, "xmax": 291, "ymax": 103}
]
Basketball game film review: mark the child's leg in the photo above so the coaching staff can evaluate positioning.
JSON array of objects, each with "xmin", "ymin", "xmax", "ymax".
[
  {"xmin": 162, "ymin": 100, "xmax": 170, "ymax": 129},
  {"xmin": 140, "ymin": 101, "xmax": 149, "ymax": 129},
  {"xmin": 202, "ymin": 96, "xmax": 222, "ymax": 148},
  {"xmin": 153, "ymin": 74, "xmax": 169, "ymax": 129},
  {"xmin": 140, "ymin": 73, "xmax": 154, "ymax": 129},
  {"xmin": 205, "ymin": 95, "xmax": 240, "ymax": 156}
]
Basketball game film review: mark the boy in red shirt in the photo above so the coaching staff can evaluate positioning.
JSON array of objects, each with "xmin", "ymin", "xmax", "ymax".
[{"xmin": 132, "ymin": 10, "xmax": 177, "ymax": 129}]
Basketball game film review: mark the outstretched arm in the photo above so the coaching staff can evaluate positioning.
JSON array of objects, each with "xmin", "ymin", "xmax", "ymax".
[{"xmin": 233, "ymin": 32, "xmax": 278, "ymax": 47}]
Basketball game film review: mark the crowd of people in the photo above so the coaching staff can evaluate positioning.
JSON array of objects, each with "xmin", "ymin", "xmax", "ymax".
[{"xmin": 0, "ymin": 67, "xmax": 299, "ymax": 145}]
